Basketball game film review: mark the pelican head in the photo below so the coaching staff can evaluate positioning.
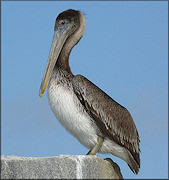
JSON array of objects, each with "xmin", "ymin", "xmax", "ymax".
[{"xmin": 39, "ymin": 9, "xmax": 85, "ymax": 97}]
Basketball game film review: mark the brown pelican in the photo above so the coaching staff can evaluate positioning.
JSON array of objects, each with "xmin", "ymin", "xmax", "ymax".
[{"xmin": 39, "ymin": 9, "xmax": 140, "ymax": 174}]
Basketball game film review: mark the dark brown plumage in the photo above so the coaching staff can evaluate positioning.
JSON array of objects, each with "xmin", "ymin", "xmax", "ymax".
[{"xmin": 72, "ymin": 74, "xmax": 140, "ymax": 173}]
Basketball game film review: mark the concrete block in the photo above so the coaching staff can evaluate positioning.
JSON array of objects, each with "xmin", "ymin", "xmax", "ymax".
[{"xmin": 1, "ymin": 155, "xmax": 123, "ymax": 179}]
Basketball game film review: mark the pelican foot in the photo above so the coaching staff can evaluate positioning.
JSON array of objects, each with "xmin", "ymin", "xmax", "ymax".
[{"xmin": 86, "ymin": 150, "xmax": 91, "ymax": 155}]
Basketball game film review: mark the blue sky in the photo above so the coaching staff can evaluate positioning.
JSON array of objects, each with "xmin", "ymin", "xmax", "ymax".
[{"xmin": 1, "ymin": 1, "xmax": 168, "ymax": 179}]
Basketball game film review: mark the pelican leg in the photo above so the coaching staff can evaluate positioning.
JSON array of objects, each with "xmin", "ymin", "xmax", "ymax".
[{"xmin": 86, "ymin": 136, "xmax": 103, "ymax": 155}]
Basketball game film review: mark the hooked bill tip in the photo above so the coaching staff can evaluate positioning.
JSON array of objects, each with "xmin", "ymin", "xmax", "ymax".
[
  {"xmin": 39, "ymin": 82, "xmax": 47, "ymax": 98},
  {"xmin": 39, "ymin": 92, "xmax": 43, "ymax": 98}
]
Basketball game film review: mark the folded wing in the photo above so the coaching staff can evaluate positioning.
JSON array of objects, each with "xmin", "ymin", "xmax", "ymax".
[{"xmin": 72, "ymin": 74, "xmax": 140, "ymax": 169}]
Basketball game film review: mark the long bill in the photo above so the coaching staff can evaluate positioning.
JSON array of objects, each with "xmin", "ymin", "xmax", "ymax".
[{"xmin": 39, "ymin": 23, "xmax": 75, "ymax": 98}]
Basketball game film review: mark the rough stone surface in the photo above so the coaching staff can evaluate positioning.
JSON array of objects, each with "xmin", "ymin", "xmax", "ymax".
[{"xmin": 1, "ymin": 155, "xmax": 123, "ymax": 179}]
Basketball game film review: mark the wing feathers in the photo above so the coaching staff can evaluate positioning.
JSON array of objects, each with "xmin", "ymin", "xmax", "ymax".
[{"xmin": 72, "ymin": 74, "xmax": 140, "ymax": 167}]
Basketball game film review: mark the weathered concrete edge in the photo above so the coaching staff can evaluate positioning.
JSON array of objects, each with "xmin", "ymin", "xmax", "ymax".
[{"xmin": 1, "ymin": 155, "xmax": 123, "ymax": 179}]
